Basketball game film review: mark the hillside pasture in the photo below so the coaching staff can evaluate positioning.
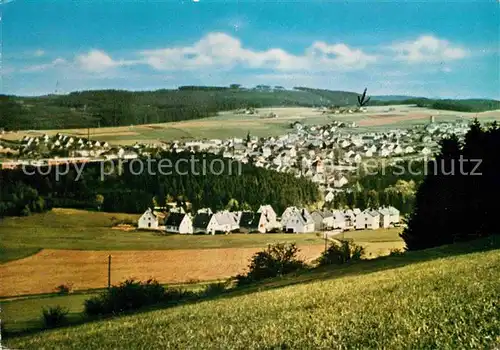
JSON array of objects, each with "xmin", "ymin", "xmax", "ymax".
[{"xmin": 5, "ymin": 237, "xmax": 499, "ymax": 349}]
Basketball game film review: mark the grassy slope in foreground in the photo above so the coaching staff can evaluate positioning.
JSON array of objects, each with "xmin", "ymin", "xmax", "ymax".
[{"xmin": 7, "ymin": 238, "xmax": 500, "ymax": 349}]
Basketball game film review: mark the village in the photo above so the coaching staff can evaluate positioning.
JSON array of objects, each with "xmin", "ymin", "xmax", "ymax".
[
  {"xmin": 137, "ymin": 204, "xmax": 401, "ymax": 235},
  {"xmin": 0, "ymin": 116, "xmax": 472, "ymax": 202}
]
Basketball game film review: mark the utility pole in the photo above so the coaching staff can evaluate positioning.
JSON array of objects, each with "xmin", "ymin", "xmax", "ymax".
[{"xmin": 107, "ymin": 255, "xmax": 111, "ymax": 289}]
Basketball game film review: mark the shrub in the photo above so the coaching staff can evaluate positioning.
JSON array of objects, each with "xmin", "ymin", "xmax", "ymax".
[
  {"xmin": 1, "ymin": 321, "xmax": 7, "ymax": 339},
  {"xmin": 83, "ymin": 295, "xmax": 108, "ymax": 317},
  {"xmin": 389, "ymin": 248, "xmax": 405, "ymax": 257},
  {"xmin": 236, "ymin": 243, "xmax": 305, "ymax": 285},
  {"xmin": 163, "ymin": 287, "xmax": 196, "ymax": 304},
  {"xmin": 42, "ymin": 306, "xmax": 68, "ymax": 328},
  {"xmin": 317, "ymin": 239, "xmax": 365, "ymax": 266},
  {"xmin": 55, "ymin": 284, "xmax": 71, "ymax": 295},
  {"xmin": 202, "ymin": 281, "xmax": 228, "ymax": 297},
  {"xmin": 84, "ymin": 279, "xmax": 166, "ymax": 316}
]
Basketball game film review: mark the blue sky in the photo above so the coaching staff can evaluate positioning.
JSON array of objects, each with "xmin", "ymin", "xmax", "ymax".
[{"xmin": 2, "ymin": 0, "xmax": 499, "ymax": 98}]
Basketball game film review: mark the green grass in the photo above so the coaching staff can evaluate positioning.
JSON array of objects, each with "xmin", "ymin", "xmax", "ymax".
[
  {"xmin": 4, "ymin": 236, "xmax": 499, "ymax": 349},
  {"xmin": 0, "ymin": 279, "xmax": 219, "ymax": 334},
  {"xmin": 1, "ymin": 293, "xmax": 94, "ymax": 333},
  {"xmin": 0, "ymin": 209, "xmax": 338, "ymax": 263},
  {"xmin": 0, "ymin": 247, "xmax": 42, "ymax": 264}
]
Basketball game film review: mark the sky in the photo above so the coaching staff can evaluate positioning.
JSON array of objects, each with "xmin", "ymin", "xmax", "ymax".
[{"xmin": 1, "ymin": 0, "xmax": 499, "ymax": 98}]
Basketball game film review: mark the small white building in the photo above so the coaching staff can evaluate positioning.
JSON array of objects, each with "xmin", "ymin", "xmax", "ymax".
[
  {"xmin": 333, "ymin": 176, "xmax": 348, "ymax": 188},
  {"xmin": 165, "ymin": 213, "xmax": 193, "ymax": 234},
  {"xmin": 331, "ymin": 210, "xmax": 347, "ymax": 230},
  {"xmin": 421, "ymin": 147, "xmax": 432, "ymax": 156},
  {"xmin": 138, "ymin": 208, "xmax": 159, "ymax": 230},
  {"xmin": 281, "ymin": 207, "xmax": 315, "ymax": 233},
  {"xmin": 355, "ymin": 210, "xmax": 380, "ymax": 230},
  {"xmin": 387, "ymin": 206, "xmax": 400, "ymax": 225},
  {"xmin": 343, "ymin": 209, "xmax": 356, "ymax": 229},
  {"xmin": 311, "ymin": 211, "xmax": 327, "ymax": 231},
  {"xmin": 324, "ymin": 191, "xmax": 335, "ymax": 203},
  {"xmin": 377, "ymin": 207, "xmax": 392, "ymax": 228},
  {"xmin": 257, "ymin": 205, "xmax": 280, "ymax": 231},
  {"xmin": 212, "ymin": 211, "xmax": 240, "ymax": 232}
]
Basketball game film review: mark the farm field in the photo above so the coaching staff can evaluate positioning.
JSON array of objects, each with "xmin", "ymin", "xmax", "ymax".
[
  {"xmin": 0, "ymin": 246, "xmax": 327, "ymax": 296},
  {"xmin": 3, "ymin": 105, "xmax": 499, "ymax": 146},
  {"xmin": 0, "ymin": 209, "xmax": 326, "ymax": 260},
  {"xmin": 0, "ymin": 208, "xmax": 403, "ymax": 296},
  {"xmin": 5, "ymin": 236, "xmax": 499, "ymax": 349}
]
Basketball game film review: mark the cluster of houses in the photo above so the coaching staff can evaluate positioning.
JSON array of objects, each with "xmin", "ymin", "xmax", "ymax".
[
  {"xmin": 2, "ymin": 120, "xmax": 471, "ymax": 192},
  {"xmin": 137, "ymin": 205, "xmax": 400, "ymax": 234},
  {"xmin": 19, "ymin": 133, "xmax": 111, "ymax": 157}
]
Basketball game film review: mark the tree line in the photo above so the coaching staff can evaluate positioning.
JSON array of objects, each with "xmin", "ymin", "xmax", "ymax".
[
  {"xmin": 370, "ymin": 97, "xmax": 500, "ymax": 113},
  {"xmin": 324, "ymin": 160, "xmax": 426, "ymax": 213},
  {"xmin": 0, "ymin": 88, "xmax": 356, "ymax": 131},
  {"xmin": 0, "ymin": 152, "xmax": 320, "ymax": 217}
]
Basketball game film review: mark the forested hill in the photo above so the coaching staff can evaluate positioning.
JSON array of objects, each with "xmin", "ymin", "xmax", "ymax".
[
  {"xmin": 0, "ymin": 152, "xmax": 321, "ymax": 216},
  {"xmin": 0, "ymin": 87, "xmax": 359, "ymax": 131},
  {"xmin": 370, "ymin": 97, "xmax": 500, "ymax": 113},
  {"xmin": 2, "ymin": 86, "xmax": 498, "ymax": 131}
]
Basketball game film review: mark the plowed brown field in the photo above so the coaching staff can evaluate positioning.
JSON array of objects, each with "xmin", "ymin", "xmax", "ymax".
[
  {"xmin": 0, "ymin": 240, "xmax": 404, "ymax": 297},
  {"xmin": 0, "ymin": 246, "xmax": 324, "ymax": 297}
]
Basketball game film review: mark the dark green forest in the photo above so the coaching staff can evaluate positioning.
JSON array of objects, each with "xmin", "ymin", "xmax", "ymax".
[
  {"xmin": 402, "ymin": 120, "xmax": 500, "ymax": 250},
  {"xmin": 2, "ymin": 86, "xmax": 497, "ymax": 131},
  {"xmin": 0, "ymin": 87, "xmax": 359, "ymax": 130},
  {"xmin": 0, "ymin": 152, "xmax": 320, "ymax": 217},
  {"xmin": 327, "ymin": 160, "xmax": 426, "ymax": 214}
]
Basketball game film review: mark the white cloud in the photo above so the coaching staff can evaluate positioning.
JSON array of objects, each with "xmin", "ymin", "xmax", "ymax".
[
  {"xmin": 139, "ymin": 32, "xmax": 375, "ymax": 72},
  {"xmin": 391, "ymin": 35, "xmax": 467, "ymax": 63},
  {"xmin": 16, "ymin": 33, "xmax": 473, "ymax": 79},
  {"xmin": 76, "ymin": 50, "xmax": 121, "ymax": 72},
  {"xmin": 307, "ymin": 42, "xmax": 376, "ymax": 69},
  {"xmin": 21, "ymin": 58, "xmax": 68, "ymax": 73},
  {"xmin": 34, "ymin": 49, "xmax": 45, "ymax": 57}
]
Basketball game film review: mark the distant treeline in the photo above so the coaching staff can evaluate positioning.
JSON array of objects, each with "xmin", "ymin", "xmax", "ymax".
[
  {"xmin": 0, "ymin": 152, "xmax": 320, "ymax": 217},
  {"xmin": 370, "ymin": 97, "xmax": 500, "ymax": 113},
  {"xmin": 0, "ymin": 87, "xmax": 359, "ymax": 131}
]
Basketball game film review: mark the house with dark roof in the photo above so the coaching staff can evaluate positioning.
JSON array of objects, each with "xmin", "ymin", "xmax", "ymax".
[
  {"xmin": 212, "ymin": 211, "xmax": 240, "ymax": 232},
  {"xmin": 281, "ymin": 207, "xmax": 315, "ymax": 233},
  {"xmin": 238, "ymin": 212, "xmax": 260, "ymax": 233},
  {"xmin": 192, "ymin": 213, "xmax": 214, "ymax": 234},
  {"xmin": 165, "ymin": 212, "xmax": 193, "ymax": 234}
]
